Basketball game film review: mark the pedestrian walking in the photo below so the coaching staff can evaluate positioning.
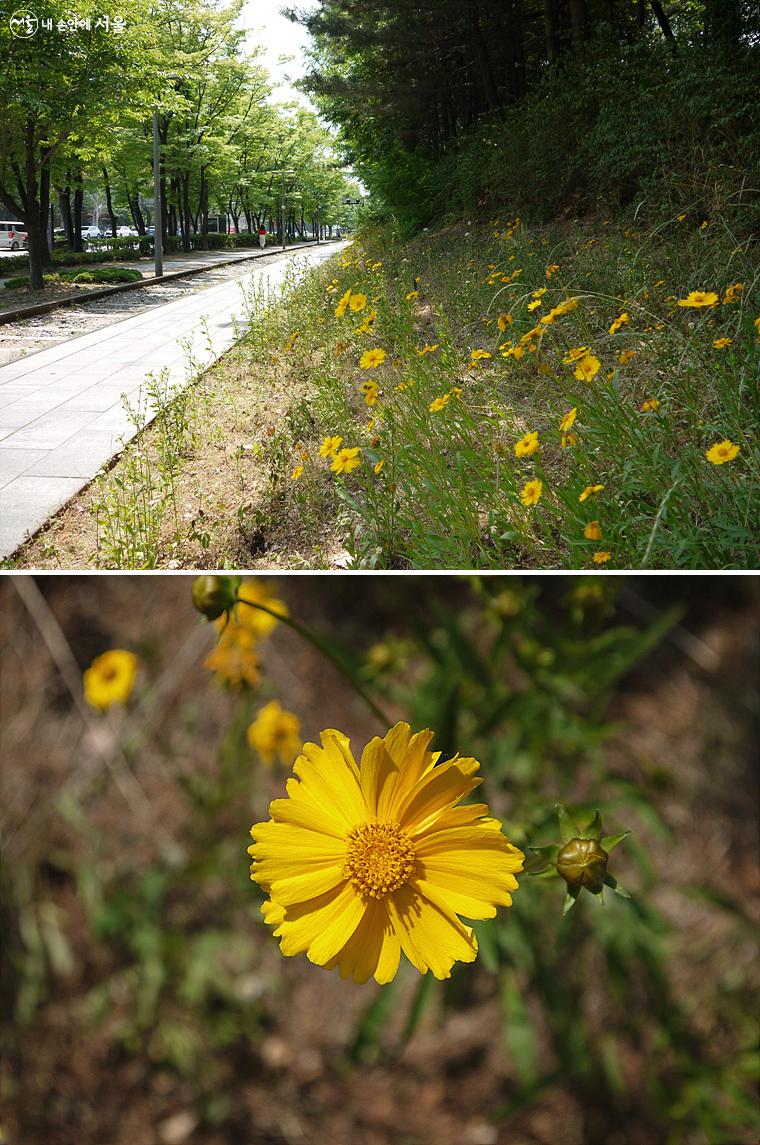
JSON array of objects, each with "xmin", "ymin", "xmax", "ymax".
[{"xmin": 258, "ymin": 224, "xmax": 266, "ymax": 251}]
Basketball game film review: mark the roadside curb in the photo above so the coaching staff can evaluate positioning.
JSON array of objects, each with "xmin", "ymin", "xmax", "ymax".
[{"xmin": 0, "ymin": 240, "xmax": 334, "ymax": 327}]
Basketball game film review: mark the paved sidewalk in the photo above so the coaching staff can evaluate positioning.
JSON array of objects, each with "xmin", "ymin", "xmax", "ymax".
[{"xmin": 0, "ymin": 242, "xmax": 343, "ymax": 560}]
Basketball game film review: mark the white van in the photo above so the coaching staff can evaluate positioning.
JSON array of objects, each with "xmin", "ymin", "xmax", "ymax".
[{"xmin": 0, "ymin": 221, "xmax": 28, "ymax": 250}]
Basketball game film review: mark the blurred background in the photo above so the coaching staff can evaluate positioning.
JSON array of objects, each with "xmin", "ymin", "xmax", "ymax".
[{"xmin": 1, "ymin": 574, "xmax": 758, "ymax": 1145}]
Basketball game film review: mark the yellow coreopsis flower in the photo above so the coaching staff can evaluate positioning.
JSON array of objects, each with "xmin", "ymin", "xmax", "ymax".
[
  {"xmin": 83, "ymin": 650, "xmax": 138, "ymax": 711},
  {"xmin": 360, "ymin": 348, "xmax": 387, "ymax": 369},
  {"xmin": 514, "ymin": 430, "xmax": 540, "ymax": 458},
  {"xmin": 713, "ymin": 337, "xmax": 733, "ymax": 349},
  {"xmin": 520, "ymin": 478, "xmax": 543, "ymax": 507},
  {"xmin": 546, "ymin": 264, "xmax": 560, "ymax": 279},
  {"xmin": 227, "ymin": 580, "xmax": 288, "ymax": 640},
  {"xmin": 349, "ymin": 293, "xmax": 367, "ymax": 313},
  {"xmin": 608, "ymin": 312, "xmax": 629, "ymax": 334},
  {"xmin": 579, "ymin": 484, "xmax": 604, "ymax": 502},
  {"xmin": 248, "ymin": 722, "xmax": 524, "ymax": 984},
  {"xmin": 429, "ymin": 394, "xmax": 451, "ymax": 413},
  {"xmin": 405, "ymin": 290, "xmax": 419, "ymax": 301},
  {"xmin": 319, "ymin": 435, "xmax": 343, "ymax": 458},
  {"xmin": 676, "ymin": 291, "xmax": 718, "ymax": 308},
  {"xmin": 559, "ymin": 407, "xmax": 577, "ymax": 433},
  {"xmin": 335, "ymin": 289, "xmax": 353, "ymax": 317},
  {"xmin": 497, "ymin": 312, "xmax": 513, "ymax": 331},
  {"xmin": 331, "ymin": 447, "xmax": 361, "ymax": 474},
  {"xmin": 593, "ymin": 551, "xmax": 612, "ymax": 564},
  {"xmin": 471, "ymin": 349, "xmax": 492, "ymax": 361},
  {"xmin": 641, "ymin": 399, "xmax": 661, "ymax": 412},
  {"xmin": 722, "ymin": 283, "xmax": 743, "ymax": 304},
  {"xmin": 584, "ymin": 520, "xmax": 602, "ymax": 541},
  {"xmin": 360, "ymin": 379, "xmax": 379, "ymax": 406},
  {"xmin": 527, "ymin": 299, "xmax": 542, "ymax": 311},
  {"xmin": 705, "ymin": 440, "xmax": 740, "ymax": 465},
  {"xmin": 561, "ymin": 432, "xmax": 578, "ymax": 449},
  {"xmin": 247, "ymin": 701, "xmax": 302, "ymax": 767},
  {"xmin": 618, "ymin": 350, "xmax": 635, "ymax": 365},
  {"xmin": 205, "ymin": 626, "xmax": 262, "ymax": 690},
  {"xmin": 291, "ymin": 465, "xmax": 304, "ymax": 480},
  {"xmin": 373, "ymin": 459, "xmax": 385, "ymax": 475},
  {"xmin": 416, "ymin": 343, "xmax": 439, "ymax": 356},
  {"xmin": 574, "ymin": 354, "xmax": 601, "ymax": 382}
]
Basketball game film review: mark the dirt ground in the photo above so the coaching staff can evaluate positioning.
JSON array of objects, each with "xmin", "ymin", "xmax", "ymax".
[{"xmin": 1, "ymin": 576, "xmax": 758, "ymax": 1145}]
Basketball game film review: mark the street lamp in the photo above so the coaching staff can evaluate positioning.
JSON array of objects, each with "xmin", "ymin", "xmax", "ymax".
[
  {"xmin": 153, "ymin": 109, "xmax": 163, "ymax": 278},
  {"xmin": 270, "ymin": 169, "xmax": 295, "ymax": 251}
]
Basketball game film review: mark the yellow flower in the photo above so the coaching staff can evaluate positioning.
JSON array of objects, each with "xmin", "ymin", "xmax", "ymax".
[
  {"xmin": 514, "ymin": 430, "xmax": 540, "ymax": 458},
  {"xmin": 291, "ymin": 465, "xmax": 304, "ymax": 480},
  {"xmin": 722, "ymin": 283, "xmax": 743, "ymax": 304},
  {"xmin": 754, "ymin": 317, "xmax": 760, "ymax": 334},
  {"xmin": 531, "ymin": 287, "xmax": 547, "ymax": 299},
  {"xmin": 319, "ymin": 435, "xmax": 343, "ymax": 458},
  {"xmin": 676, "ymin": 213, "xmax": 686, "ymax": 221},
  {"xmin": 562, "ymin": 346, "xmax": 590, "ymax": 364},
  {"xmin": 520, "ymin": 478, "xmax": 543, "ymax": 507},
  {"xmin": 331, "ymin": 447, "xmax": 361, "ymax": 474},
  {"xmin": 700, "ymin": 220, "xmax": 709, "ymax": 231},
  {"xmin": 497, "ymin": 313, "xmax": 513, "ymax": 331},
  {"xmin": 248, "ymin": 722, "xmax": 524, "ymax": 984},
  {"xmin": 349, "ymin": 292, "xmax": 368, "ymax": 313},
  {"xmin": 416, "ymin": 343, "xmax": 439, "ymax": 356},
  {"xmin": 205, "ymin": 626, "xmax": 262, "ymax": 690},
  {"xmin": 618, "ymin": 350, "xmax": 635, "ymax": 365},
  {"xmin": 374, "ymin": 459, "xmax": 385, "ymax": 475},
  {"xmin": 527, "ymin": 299, "xmax": 542, "ymax": 311},
  {"xmin": 559, "ymin": 407, "xmax": 577, "ymax": 433},
  {"xmin": 676, "ymin": 291, "xmax": 718, "ymax": 308},
  {"xmin": 608, "ymin": 312, "xmax": 629, "ymax": 334},
  {"xmin": 546, "ymin": 264, "xmax": 560, "ymax": 279},
  {"xmin": 584, "ymin": 520, "xmax": 602, "ymax": 541},
  {"xmin": 83, "ymin": 650, "xmax": 138, "ymax": 710},
  {"xmin": 247, "ymin": 701, "xmax": 302, "ymax": 768},
  {"xmin": 593, "ymin": 551, "xmax": 612, "ymax": 564},
  {"xmin": 360, "ymin": 348, "xmax": 387, "ymax": 369},
  {"xmin": 705, "ymin": 440, "xmax": 740, "ymax": 465},
  {"xmin": 550, "ymin": 297, "xmax": 579, "ymax": 317},
  {"xmin": 360, "ymin": 379, "xmax": 379, "ymax": 406},
  {"xmin": 335, "ymin": 289, "xmax": 352, "ymax": 317},
  {"xmin": 561, "ymin": 432, "xmax": 578, "ymax": 449},
  {"xmin": 429, "ymin": 394, "xmax": 451, "ymax": 413},
  {"xmin": 579, "ymin": 484, "xmax": 604, "ymax": 502},
  {"xmin": 405, "ymin": 290, "xmax": 419, "ymax": 301},
  {"xmin": 573, "ymin": 354, "xmax": 601, "ymax": 382},
  {"xmin": 470, "ymin": 349, "xmax": 492, "ymax": 361},
  {"xmin": 713, "ymin": 337, "xmax": 733, "ymax": 349},
  {"xmin": 641, "ymin": 399, "xmax": 660, "ymax": 412}
]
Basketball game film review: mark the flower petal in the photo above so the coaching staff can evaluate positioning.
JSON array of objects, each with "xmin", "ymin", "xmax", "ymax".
[
  {"xmin": 273, "ymin": 882, "xmax": 365, "ymax": 963},
  {"xmin": 326, "ymin": 898, "xmax": 401, "ymax": 984},
  {"xmin": 291, "ymin": 730, "xmax": 367, "ymax": 830},
  {"xmin": 398, "ymin": 757, "xmax": 482, "ymax": 835},
  {"xmin": 387, "ymin": 883, "xmax": 478, "ymax": 978}
]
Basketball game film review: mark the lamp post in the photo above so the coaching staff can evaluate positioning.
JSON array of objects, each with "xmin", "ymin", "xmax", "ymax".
[{"xmin": 268, "ymin": 168, "xmax": 295, "ymax": 252}]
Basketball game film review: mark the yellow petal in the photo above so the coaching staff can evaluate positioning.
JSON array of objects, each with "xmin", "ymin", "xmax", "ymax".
[
  {"xmin": 375, "ymin": 724, "xmax": 440, "ymax": 819},
  {"xmin": 268, "ymin": 864, "xmax": 347, "ymax": 907},
  {"xmin": 398, "ymin": 757, "xmax": 482, "ymax": 835},
  {"xmin": 412, "ymin": 802, "xmax": 493, "ymax": 840},
  {"xmin": 358, "ymin": 737, "xmax": 400, "ymax": 817},
  {"xmin": 293, "ymin": 734, "xmax": 367, "ymax": 830},
  {"xmin": 274, "ymin": 882, "xmax": 365, "ymax": 962},
  {"xmin": 326, "ymin": 898, "xmax": 401, "ymax": 984},
  {"xmin": 414, "ymin": 876, "xmax": 498, "ymax": 920},
  {"xmin": 387, "ymin": 883, "xmax": 478, "ymax": 978}
]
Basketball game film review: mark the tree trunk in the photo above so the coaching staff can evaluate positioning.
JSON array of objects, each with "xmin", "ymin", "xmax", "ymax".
[
  {"xmin": 544, "ymin": 0, "xmax": 559, "ymax": 62},
  {"xmin": 72, "ymin": 171, "xmax": 84, "ymax": 252},
  {"xmin": 181, "ymin": 173, "xmax": 191, "ymax": 252},
  {"xmin": 39, "ymin": 154, "xmax": 52, "ymax": 267},
  {"xmin": 569, "ymin": 0, "xmax": 587, "ymax": 53},
  {"xmin": 58, "ymin": 182, "xmax": 74, "ymax": 248},
  {"xmin": 704, "ymin": 0, "xmax": 740, "ymax": 48},
  {"xmin": 103, "ymin": 166, "xmax": 117, "ymax": 237},
  {"xmin": 649, "ymin": 0, "xmax": 677, "ymax": 50}
]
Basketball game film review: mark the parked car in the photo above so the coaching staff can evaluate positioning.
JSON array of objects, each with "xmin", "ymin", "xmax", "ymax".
[
  {"xmin": 81, "ymin": 225, "xmax": 102, "ymax": 240},
  {"xmin": 0, "ymin": 221, "xmax": 28, "ymax": 250},
  {"xmin": 116, "ymin": 226, "xmax": 138, "ymax": 237}
]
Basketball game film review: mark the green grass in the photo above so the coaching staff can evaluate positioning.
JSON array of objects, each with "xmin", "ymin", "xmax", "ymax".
[{"xmin": 241, "ymin": 212, "xmax": 758, "ymax": 569}]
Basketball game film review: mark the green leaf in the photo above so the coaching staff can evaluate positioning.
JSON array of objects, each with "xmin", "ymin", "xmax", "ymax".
[
  {"xmin": 557, "ymin": 804, "xmax": 582, "ymax": 844},
  {"xmin": 601, "ymin": 830, "xmax": 630, "ymax": 852},
  {"xmin": 563, "ymin": 887, "xmax": 581, "ymax": 915}
]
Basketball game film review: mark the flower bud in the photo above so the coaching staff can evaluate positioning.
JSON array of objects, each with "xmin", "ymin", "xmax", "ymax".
[
  {"xmin": 192, "ymin": 575, "xmax": 241, "ymax": 620},
  {"xmin": 557, "ymin": 837, "xmax": 608, "ymax": 894}
]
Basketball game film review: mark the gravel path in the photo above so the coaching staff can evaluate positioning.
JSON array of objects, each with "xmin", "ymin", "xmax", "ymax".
[{"xmin": 0, "ymin": 257, "xmax": 298, "ymax": 367}]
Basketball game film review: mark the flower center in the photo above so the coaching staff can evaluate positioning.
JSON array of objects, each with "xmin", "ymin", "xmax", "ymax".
[{"xmin": 343, "ymin": 821, "xmax": 415, "ymax": 899}]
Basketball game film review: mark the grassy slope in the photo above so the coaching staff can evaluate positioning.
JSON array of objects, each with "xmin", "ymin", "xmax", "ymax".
[{"xmin": 14, "ymin": 212, "xmax": 759, "ymax": 570}]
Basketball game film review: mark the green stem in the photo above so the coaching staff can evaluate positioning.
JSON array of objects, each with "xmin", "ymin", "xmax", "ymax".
[{"xmin": 234, "ymin": 597, "xmax": 392, "ymax": 727}]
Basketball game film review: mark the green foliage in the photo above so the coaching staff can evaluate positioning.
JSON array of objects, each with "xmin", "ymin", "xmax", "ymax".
[{"xmin": 3, "ymin": 266, "xmax": 142, "ymax": 289}]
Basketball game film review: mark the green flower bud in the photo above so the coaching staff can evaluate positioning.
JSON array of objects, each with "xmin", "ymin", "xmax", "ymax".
[
  {"xmin": 557, "ymin": 837, "xmax": 608, "ymax": 894},
  {"xmin": 191, "ymin": 575, "xmax": 241, "ymax": 621}
]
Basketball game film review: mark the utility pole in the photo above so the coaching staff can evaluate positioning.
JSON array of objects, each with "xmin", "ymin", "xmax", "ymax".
[
  {"xmin": 153, "ymin": 109, "xmax": 163, "ymax": 278},
  {"xmin": 280, "ymin": 169, "xmax": 286, "ymax": 252}
]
